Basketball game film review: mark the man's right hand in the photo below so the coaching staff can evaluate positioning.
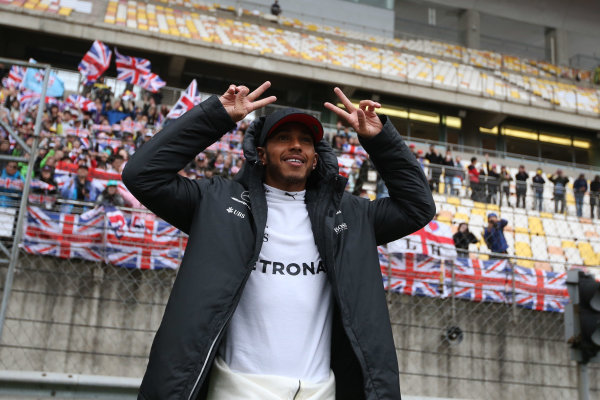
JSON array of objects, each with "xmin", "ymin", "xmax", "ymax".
[{"xmin": 219, "ymin": 81, "xmax": 277, "ymax": 122}]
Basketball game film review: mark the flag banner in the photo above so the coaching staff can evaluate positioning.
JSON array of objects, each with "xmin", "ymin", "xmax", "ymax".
[
  {"xmin": 166, "ymin": 79, "xmax": 202, "ymax": 119},
  {"xmin": 140, "ymin": 72, "xmax": 166, "ymax": 93},
  {"xmin": 387, "ymin": 220, "xmax": 457, "ymax": 259},
  {"xmin": 22, "ymin": 66, "xmax": 64, "ymax": 98},
  {"xmin": 380, "ymin": 248, "xmax": 569, "ymax": 312},
  {"xmin": 115, "ymin": 48, "xmax": 152, "ymax": 85},
  {"xmin": 2, "ymin": 64, "xmax": 26, "ymax": 89},
  {"xmin": 105, "ymin": 213, "xmax": 184, "ymax": 270},
  {"xmin": 78, "ymin": 40, "xmax": 112, "ymax": 84},
  {"xmin": 383, "ymin": 252, "xmax": 443, "ymax": 297},
  {"xmin": 23, "ymin": 206, "xmax": 105, "ymax": 261},
  {"xmin": 66, "ymin": 94, "xmax": 97, "ymax": 112},
  {"xmin": 449, "ymin": 257, "xmax": 511, "ymax": 304},
  {"xmin": 512, "ymin": 265, "xmax": 569, "ymax": 312},
  {"xmin": 23, "ymin": 207, "xmax": 187, "ymax": 270}
]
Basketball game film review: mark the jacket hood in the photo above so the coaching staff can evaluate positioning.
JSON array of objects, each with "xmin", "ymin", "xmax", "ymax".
[{"xmin": 236, "ymin": 116, "xmax": 340, "ymax": 185}]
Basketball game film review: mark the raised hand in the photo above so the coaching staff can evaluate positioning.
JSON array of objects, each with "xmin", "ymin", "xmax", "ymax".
[
  {"xmin": 324, "ymin": 87, "xmax": 382, "ymax": 139},
  {"xmin": 219, "ymin": 81, "xmax": 277, "ymax": 122}
]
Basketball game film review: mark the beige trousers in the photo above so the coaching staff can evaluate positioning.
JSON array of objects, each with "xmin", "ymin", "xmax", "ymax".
[{"xmin": 206, "ymin": 356, "xmax": 336, "ymax": 400}]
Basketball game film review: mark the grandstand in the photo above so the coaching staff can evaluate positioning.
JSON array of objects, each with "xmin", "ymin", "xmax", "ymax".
[{"xmin": 1, "ymin": 0, "xmax": 600, "ymax": 399}]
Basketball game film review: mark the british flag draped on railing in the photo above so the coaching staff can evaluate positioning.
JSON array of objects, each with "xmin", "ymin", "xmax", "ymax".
[
  {"xmin": 387, "ymin": 220, "xmax": 457, "ymax": 259},
  {"xmin": 379, "ymin": 250, "xmax": 568, "ymax": 312},
  {"xmin": 449, "ymin": 257, "xmax": 511, "ymax": 304},
  {"xmin": 512, "ymin": 265, "xmax": 569, "ymax": 312},
  {"xmin": 22, "ymin": 206, "xmax": 187, "ymax": 270},
  {"xmin": 78, "ymin": 40, "xmax": 112, "ymax": 84}
]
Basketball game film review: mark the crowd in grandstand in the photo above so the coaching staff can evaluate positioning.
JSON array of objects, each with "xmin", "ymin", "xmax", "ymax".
[{"xmin": 1, "ymin": 69, "xmax": 599, "ymax": 222}]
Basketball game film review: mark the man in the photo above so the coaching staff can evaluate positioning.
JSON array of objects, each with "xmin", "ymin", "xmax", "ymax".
[
  {"xmin": 573, "ymin": 174, "xmax": 588, "ymax": 218},
  {"xmin": 515, "ymin": 165, "xmax": 529, "ymax": 208},
  {"xmin": 590, "ymin": 175, "xmax": 600, "ymax": 219},
  {"xmin": 483, "ymin": 213, "xmax": 508, "ymax": 256},
  {"xmin": 549, "ymin": 169, "xmax": 569, "ymax": 214},
  {"xmin": 425, "ymin": 144, "xmax": 442, "ymax": 193},
  {"xmin": 441, "ymin": 150, "xmax": 454, "ymax": 195},
  {"xmin": 467, "ymin": 157, "xmax": 480, "ymax": 201},
  {"xmin": 122, "ymin": 82, "xmax": 435, "ymax": 400},
  {"xmin": 531, "ymin": 169, "xmax": 545, "ymax": 211},
  {"xmin": 485, "ymin": 162, "xmax": 500, "ymax": 205}
]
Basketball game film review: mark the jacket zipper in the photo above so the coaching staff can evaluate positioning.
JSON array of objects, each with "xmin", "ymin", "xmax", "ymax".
[{"xmin": 186, "ymin": 264, "xmax": 255, "ymax": 400}]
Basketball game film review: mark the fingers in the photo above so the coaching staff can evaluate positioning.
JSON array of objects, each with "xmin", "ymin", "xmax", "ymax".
[
  {"xmin": 223, "ymin": 84, "xmax": 236, "ymax": 96},
  {"xmin": 235, "ymin": 85, "xmax": 250, "ymax": 97},
  {"xmin": 333, "ymin": 87, "xmax": 355, "ymax": 112},
  {"xmin": 247, "ymin": 81, "xmax": 271, "ymax": 101},
  {"xmin": 250, "ymin": 95, "xmax": 277, "ymax": 112},
  {"xmin": 357, "ymin": 108, "xmax": 367, "ymax": 133},
  {"xmin": 359, "ymin": 99, "xmax": 381, "ymax": 114},
  {"xmin": 324, "ymin": 101, "xmax": 351, "ymax": 122}
]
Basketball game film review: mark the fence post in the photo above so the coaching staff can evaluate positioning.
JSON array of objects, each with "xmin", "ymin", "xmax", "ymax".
[
  {"xmin": 0, "ymin": 64, "xmax": 50, "ymax": 342},
  {"xmin": 450, "ymin": 258, "xmax": 456, "ymax": 321},
  {"xmin": 511, "ymin": 258, "xmax": 517, "ymax": 322}
]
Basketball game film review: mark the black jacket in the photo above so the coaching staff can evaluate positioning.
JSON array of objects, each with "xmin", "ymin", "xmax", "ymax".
[{"xmin": 122, "ymin": 96, "xmax": 436, "ymax": 400}]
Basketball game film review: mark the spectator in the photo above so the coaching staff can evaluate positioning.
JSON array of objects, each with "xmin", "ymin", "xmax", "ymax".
[
  {"xmin": 498, "ymin": 166, "xmax": 512, "ymax": 207},
  {"xmin": 468, "ymin": 157, "xmax": 480, "ymax": 201},
  {"xmin": 32, "ymin": 165, "xmax": 58, "ymax": 210},
  {"xmin": 0, "ymin": 160, "xmax": 23, "ymax": 207},
  {"xmin": 441, "ymin": 150, "xmax": 454, "ymax": 195},
  {"xmin": 573, "ymin": 173, "xmax": 588, "ymax": 218},
  {"xmin": 95, "ymin": 180, "xmax": 125, "ymax": 207},
  {"xmin": 270, "ymin": 0, "xmax": 281, "ymax": 16},
  {"xmin": 515, "ymin": 165, "xmax": 529, "ymax": 208},
  {"xmin": 485, "ymin": 162, "xmax": 500, "ymax": 205},
  {"xmin": 531, "ymin": 169, "xmax": 545, "ymax": 211},
  {"xmin": 408, "ymin": 143, "xmax": 417, "ymax": 158},
  {"xmin": 452, "ymin": 156, "xmax": 464, "ymax": 196},
  {"xmin": 483, "ymin": 213, "xmax": 508, "ymax": 256},
  {"xmin": 549, "ymin": 169, "xmax": 569, "ymax": 214},
  {"xmin": 590, "ymin": 175, "xmax": 600, "ymax": 219},
  {"xmin": 60, "ymin": 164, "xmax": 98, "ymax": 212},
  {"xmin": 425, "ymin": 144, "xmax": 442, "ymax": 193},
  {"xmin": 453, "ymin": 222, "xmax": 479, "ymax": 258}
]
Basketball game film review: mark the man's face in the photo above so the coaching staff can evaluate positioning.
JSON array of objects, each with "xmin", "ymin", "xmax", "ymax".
[
  {"xmin": 77, "ymin": 167, "xmax": 88, "ymax": 180},
  {"xmin": 257, "ymin": 122, "xmax": 318, "ymax": 191},
  {"xmin": 488, "ymin": 216, "xmax": 497, "ymax": 225},
  {"xmin": 5, "ymin": 162, "xmax": 17, "ymax": 175}
]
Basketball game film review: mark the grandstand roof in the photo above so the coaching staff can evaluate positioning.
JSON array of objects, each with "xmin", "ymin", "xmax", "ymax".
[{"xmin": 0, "ymin": 0, "xmax": 599, "ymax": 132}]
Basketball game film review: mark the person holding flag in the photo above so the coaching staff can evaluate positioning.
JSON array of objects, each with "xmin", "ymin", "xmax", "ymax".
[{"xmin": 123, "ymin": 82, "xmax": 435, "ymax": 400}]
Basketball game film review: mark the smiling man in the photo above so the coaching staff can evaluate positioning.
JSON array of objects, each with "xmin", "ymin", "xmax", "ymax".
[{"xmin": 123, "ymin": 82, "xmax": 435, "ymax": 400}]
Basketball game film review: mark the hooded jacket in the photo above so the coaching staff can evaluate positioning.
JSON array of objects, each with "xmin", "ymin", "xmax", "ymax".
[{"xmin": 122, "ymin": 95, "xmax": 436, "ymax": 400}]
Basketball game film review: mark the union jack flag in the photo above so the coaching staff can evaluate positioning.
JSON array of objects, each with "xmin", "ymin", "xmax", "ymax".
[
  {"xmin": 66, "ymin": 94, "xmax": 97, "ymax": 112},
  {"xmin": 140, "ymin": 72, "xmax": 166, "ymax": 93},
  {"xmin": 385, "ymin": 252, "xmax": 443, "ymax": 297},
  {"xmin": 22, "ymin": 206, "xmax": 105, "ymax": 261},
  {"xmin": 105, "ymin": 214, "xmax": 184, "ymax": 270},
  {"xmin": 512, "ymin": 265, "xmax": 569, "ymax": 312},
  {"xmin": 166, "ymin": 79, "xmax": 202, "ymax": 119},
  {"xmin": 18, "ymin": 90, "xmax": 40, "ymax": 112},
  {"xmin": 449, "ymin": 258, "xmax": 511, "ymax": 303},
  {"xmin": 2, "ymin": 65, "xmax": 26, "ymax": 89},
  {"xmin": 114, "ymin": 48, "xmax": 151, "ymax": 85},
  {"xmin": 342, "ymin": 144, "xmax": 368, "ymax": 157},
  {"xmin": 64, "ymin": 127, "xmax": 90, "ymax": 138},
  {"xmin": 78, "ymin": 40, "xmax": 112, "ymax": 84}
]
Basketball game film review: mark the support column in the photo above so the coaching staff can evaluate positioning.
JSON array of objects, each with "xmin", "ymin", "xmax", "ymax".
[
  {"xmin": 166, "ymin": 55, "xmax": 186, "ymax": 87},
  {"xmin": 458, "ymin": 9, "xmax": 480, "ymax": 49},
  {"xmin": 545, "ymin": 27, "xmax": 569, "ymax": 66}
]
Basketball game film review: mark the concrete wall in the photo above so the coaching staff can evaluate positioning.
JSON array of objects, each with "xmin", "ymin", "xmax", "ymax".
[{"xmin": 1, "ymin": 255, "xmax": 599, "ymax": 399}]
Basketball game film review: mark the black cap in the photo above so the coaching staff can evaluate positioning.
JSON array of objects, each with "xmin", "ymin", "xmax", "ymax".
[{"xmin": 258, "ymin": 108, "xmax": 323, "ymax": 147}]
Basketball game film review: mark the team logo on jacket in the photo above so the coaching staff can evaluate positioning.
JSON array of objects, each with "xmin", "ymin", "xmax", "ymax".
[
  {"xmin": 226, "ymin": 207, "xmax": 245, "ymax": 219},
  {"xmin": 231, "ymin": 191, "xmax": 251, "ymax": 210},
  {"xmin": 334, "ymin": 222, "xmax": 347, "ymax": 234}
]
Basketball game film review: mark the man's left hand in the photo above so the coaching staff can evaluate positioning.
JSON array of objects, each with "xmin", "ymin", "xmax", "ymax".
[{"xmin": 324, "ymin": 87, "xmax": 382, "ymax": 139}]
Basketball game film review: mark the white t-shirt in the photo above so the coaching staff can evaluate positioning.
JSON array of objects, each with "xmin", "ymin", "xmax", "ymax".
[{"xmin": 219, "ymin": 184, "xmax": 333, "ymax": 383}]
